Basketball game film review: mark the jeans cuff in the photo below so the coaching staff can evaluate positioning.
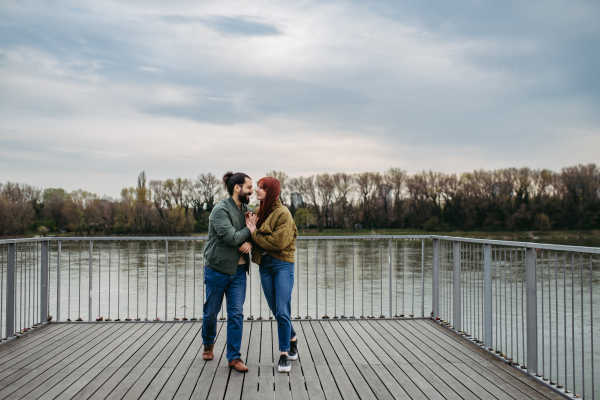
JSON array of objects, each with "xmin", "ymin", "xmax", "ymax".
[{"xmin": 279, "ymin": 348, "xmax": 291, "ymax": 353}]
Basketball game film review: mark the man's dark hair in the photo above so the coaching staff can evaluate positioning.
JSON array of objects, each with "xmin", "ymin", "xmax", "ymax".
[{"xmin": 223, "ymin": 172, "xmax": 251, "ymax": 196}]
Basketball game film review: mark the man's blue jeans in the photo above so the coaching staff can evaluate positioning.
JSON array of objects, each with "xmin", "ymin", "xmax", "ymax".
[
  {"xmin": 259, "ymin": 254, "xmax": 297, "ymax": 352},
  {"xmin": 202, "ymin": 264, "xmax": 247, "ymax": 362}
]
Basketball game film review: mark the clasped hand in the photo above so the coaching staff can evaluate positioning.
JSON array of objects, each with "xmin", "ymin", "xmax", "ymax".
[
  {"xmin": 238, "ymin": 212, "xmax": 259, "ymax": 254},
  {"xmin": 245, "ymin": 212, "xmax": 258, "ymax": 233}
]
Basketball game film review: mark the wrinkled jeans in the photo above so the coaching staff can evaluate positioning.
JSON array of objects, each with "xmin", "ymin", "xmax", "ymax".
[
  {"xmin": 259, "ymin": 254, "xmax": 297, "ymax": 352},
  {"xmin": 202, "ymin": 264, "xmax": 247, "ymax": 362}
]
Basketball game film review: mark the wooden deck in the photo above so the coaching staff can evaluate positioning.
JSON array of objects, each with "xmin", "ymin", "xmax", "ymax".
[{"xmin": 0, "ymin": 320, "xmax": 563, "ymax": 400}]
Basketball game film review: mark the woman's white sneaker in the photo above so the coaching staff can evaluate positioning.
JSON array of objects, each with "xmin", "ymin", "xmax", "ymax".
[
  {"xmin": 288, "ymin": 339, "xmax": 298, "ymax": 360},
  {"xmin": 278, "ymin": 354, "xmax": 291, "ymax": 372}
]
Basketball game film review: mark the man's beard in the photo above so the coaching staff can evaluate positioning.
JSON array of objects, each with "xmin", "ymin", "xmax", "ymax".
[{"xmin": 237, "ymin": 191, "xmax": 250, "ymax": 205}]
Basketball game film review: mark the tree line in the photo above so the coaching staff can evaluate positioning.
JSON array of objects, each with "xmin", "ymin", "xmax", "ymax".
[{"xmin": 0, "ymin": 164, "xmax": 598, "ymax": 237}]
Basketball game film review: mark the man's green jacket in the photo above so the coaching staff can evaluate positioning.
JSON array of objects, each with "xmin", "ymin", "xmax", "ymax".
[{"xmin": 204, "ymin": 197, "xmax": 253, "ymax": 276}]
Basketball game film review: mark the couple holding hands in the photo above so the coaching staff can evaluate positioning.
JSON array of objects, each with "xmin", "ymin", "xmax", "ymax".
[{"xmin": 201, "ymin": 172, "xmax": 298, "ymax": 373}]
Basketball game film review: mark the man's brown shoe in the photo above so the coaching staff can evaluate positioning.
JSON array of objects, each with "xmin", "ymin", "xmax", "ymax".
[
  {"xmin": 203, "ymin": 344, "xmax": 214, "ymax": 360},
  {"xmin": 228, "ymin": 358, "xmax": 248, "ymax": 372}
]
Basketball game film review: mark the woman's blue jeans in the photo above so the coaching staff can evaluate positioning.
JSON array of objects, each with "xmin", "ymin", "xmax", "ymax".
[
  {"xmin": 202, "ymin": 264, "xmax": 247, "ymax": 362},
  {"xmin": 259, "ymin": 254, "xmax": 297, "ymax": 352}
]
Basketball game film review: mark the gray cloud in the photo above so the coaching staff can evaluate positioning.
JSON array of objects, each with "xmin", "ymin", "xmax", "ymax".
[
  {"xmin": 0, "ymin": 0, "xmax": 599, "ymax": 197},
  {"xmin": 161, "ymin": 14, "xmax": 282, "ymax": 36}
]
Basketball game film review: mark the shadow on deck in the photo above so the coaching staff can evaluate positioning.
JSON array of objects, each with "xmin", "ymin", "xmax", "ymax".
[{"xmin": 0, "ymin": 320, "xmax": 564, "ymax": 399}]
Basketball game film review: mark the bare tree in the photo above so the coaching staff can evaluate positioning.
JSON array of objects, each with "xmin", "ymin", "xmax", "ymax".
[
  {"xmin": 385, "ymin": 168, "xmax": 407, "ymax": 227},
  {"xmin": 266, "ymin": 171, "xmax": 290, "ymax": 204}
]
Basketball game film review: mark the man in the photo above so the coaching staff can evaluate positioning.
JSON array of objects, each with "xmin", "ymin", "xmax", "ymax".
[{"xmin": 202, "ymin": 171, "xmax": 256, "ymax": 372}]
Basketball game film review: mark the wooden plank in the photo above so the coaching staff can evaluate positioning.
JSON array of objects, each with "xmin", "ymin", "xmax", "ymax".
[
  {"xmin": 241, "ymin": 322, "xmax": 260, "ymax": 400},
  {"xmin": 457, "ymin": 361, "xmax": 537, "ymax": 400},
  {"xmin": 87, "ymin": 323, "xmax": 185, "ymax": 400},
  {"xmin": 0, "ymin": 323, "xmax": 97, "ymax": 375},
  {"xmin": 207, "ymin": 367, "xmax": 231, "ymax": 400},
  {"xmin": 436, "ymin": 362, "xmax": 503, "ymax": 399},
  {"xmin": 354, "ymin": 320, "xmax": 412, "ymax": 365},
  {"xmin": 207, "ymin": 321, "xmax": 237, "ymax": 400},
  {"xmin": 327, "ymin": 322, "xmax": 368, "ymax": 365},
  {"xmin": 344, "ymin": 321, "xmax": 395, "ymax": 365},
  {"xmin": 189, "ymin": 322, "xmax": 230, "ymax": 400},
  {"xmin": 291, "ymin": 321, "xmax": 313, "ymax": 366},
  {"xmin": 319, "ymin": 322, "xmax": 377, "ymax": 399},
  {"xmin": 257, "ymin": 366, "xmax": 273, "ymax": 400},
  {"xmin": 272, "ymin": 321, "xmax": 291, "ymax": 400},
  {"xmin": 356, "ymin": 321, "xmax": 449, "ymax": 400},
  {"xmin": 396, "ymin": 363, "xmax": 446, "ymax": 400},
  {"xmin": 300, "ymin": 321, "xmax": 326, "ymax": 366},
  {"xmin": 58, "ymin": 323, "xmax": 168, "ymax": 400},
  {"xmin": 17, "ymin": 323, "xmax": 141, "ymax": 400},
  {"xmin": 337, "ymin": 321, "xmax": 381, "ymax": 365},
  {"xmin": 368, "ymin": 364, "xmax": 410, "ymax": 400},
  {"xmin": 375, "ymin": 320, "xmax": 441, "ymax": 364},
  {"xmin": 414, "ymin": 320, "xmax": 563, "ymax": 399},
  {"xmin": 319, "ymin": 321, "xmax": 353, "ymax": 365},
  {"xmin": 410, "ymin": 363, "xmax": 464, "ymax": 400},
  {"xmin": 290, "ymin": 321, "xmax": 311, "ymax": 400},
  {"xmin": 314, "ymin": 365, "xmax": 341, "ymax": 400},
  {"xmin": 0, "ymin": 323, "xmax": 74, "ymax": 361},
  {"xmin": 328, "ymin": 364, "xmax": 361, "ymax": 400},
  {"xmin": 259, "ymin": 322, "xmax": 273, "ymax": 367},
  {"xmin": 138, "ymin": 323, "xmax": 203, "ymax": 400},
  {"xmin": 354, "ymin": 363, "xmax": 396, "ymax": 399},
  {"xmin": 0, "ymin": 324, "xmax": 117, "ymax": 395},
  {"xmin": 120, "ymin": 323, "xmax": 194, "ymax": 400},
  {"xmin": 310, "ymin": 322, "xmax": 340, "ymax": 366},
  {"xmin": 343, "ymin": 322, "xmax": 425, "ymax": 399},
  {"xmin": 28, "ymin": 323, "xmax": 151, "ymax": 400},
  {"xmin": 171, "ymin": 322, "xmax": 222, "ymax": 400},
  {"xmin": 224, "ymin": 320, "xmax": 252, "ymax": 400},
  {"xmin": 384, "ymin": 320, "xmax": 460, "ymax": 363},
  {"xmin": 288, "ymin": 360, "xmax": 308, "ymax": 400},
  {"xmin": 158, "ymin": 322, "xmax": 205, "ymax": 400},
  {"xmin": 301, "ymin": 365, "xmax": 325, "ymax": 400}
]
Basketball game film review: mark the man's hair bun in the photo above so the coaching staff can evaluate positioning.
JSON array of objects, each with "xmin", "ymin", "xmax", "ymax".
[{"xmin": 222, "ymin": 172, "xmax": 251, "ymax": 196}]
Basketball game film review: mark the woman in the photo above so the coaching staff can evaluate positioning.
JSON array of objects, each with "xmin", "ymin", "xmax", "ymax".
[{"xmin": 245, "ymin": 177, "xmax": 298, "ymax": 373}]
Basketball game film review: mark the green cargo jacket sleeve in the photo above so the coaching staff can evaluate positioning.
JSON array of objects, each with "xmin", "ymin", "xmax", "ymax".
[{"xmin": 210, "ymin": 205, "xmax": 251, "ymax": 247}]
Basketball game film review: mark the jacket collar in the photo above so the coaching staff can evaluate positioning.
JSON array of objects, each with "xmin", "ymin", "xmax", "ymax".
[{"xmin": 227, "ymin": 196, "xmax": 245, "ymax": 212}]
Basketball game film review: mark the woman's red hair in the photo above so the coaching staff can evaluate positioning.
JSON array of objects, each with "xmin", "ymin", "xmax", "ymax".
[{"xmin": 256, "ymin": 177, "xmax": 281, "ymax": 228}]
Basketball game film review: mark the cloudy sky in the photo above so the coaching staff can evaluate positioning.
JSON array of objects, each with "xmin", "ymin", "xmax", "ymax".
[{"xmin": 1, "ymin": 0, "xmax": 599, "ymax": 197}]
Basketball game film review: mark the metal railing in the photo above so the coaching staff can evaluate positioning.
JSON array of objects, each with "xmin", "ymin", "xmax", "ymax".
[{"xmin": 0, "ymin": 235, "xmax": 597, "ymax": 398}]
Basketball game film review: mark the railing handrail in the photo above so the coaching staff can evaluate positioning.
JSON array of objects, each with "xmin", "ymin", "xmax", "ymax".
[{"xmin": 1, "ymin": 234, "xmax": 598, "ymax": 254}]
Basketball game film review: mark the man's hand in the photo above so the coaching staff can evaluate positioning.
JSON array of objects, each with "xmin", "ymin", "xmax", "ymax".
[
  {"xmin": 246, "ymin": 213, "xmax": 259, "ymax": 233},
  {"xmin": 238, "ymin": 242, "xmax": 252, "ymax": 254}
]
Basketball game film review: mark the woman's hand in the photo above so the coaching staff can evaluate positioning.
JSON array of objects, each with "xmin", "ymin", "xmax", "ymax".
[
  {"xmin": 246, "ymin": 214, "xmax": 259, "ymax": 233},
  {"xmin": 238, "ymin": 242, "xmax": 252, "ymax": 254}
]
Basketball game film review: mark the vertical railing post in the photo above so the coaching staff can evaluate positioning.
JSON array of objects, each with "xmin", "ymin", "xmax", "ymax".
[
  {"xmin": 432, "ymin": 239, "xmax": 439, "ymax": 319},
  {"xmin": 57, "ymin": 241, "xmax": 61, "ymax": 321},
  {"xmin": 6, "ymin": 243, "xmax": 16, "ymax": 338},
  {"xmin": 88, "ymin": 240, "xmax": 93, "ymax": 322},
  {"xmin": 484, "ymin": 244, "xmax": 492, "ymax": 347},
  {"xmin": 165, "ymin": 240, "xmax": 168, "ymax": 321},
  {"xmin": 526, "ymin": 247, "xmax": 538, "ymax": 375},
  {"xmin": 453, "ymin": 241, "xmax": 461, "ymax": 332},
  {"xmin": 315, "ymin": 239, "xmax": 318, "ymax": 318},
  {"xmin": 41, "ymin": 241, "xmax": 49, "ymax": 324},
  {"xmin": 421, "ymin": 239, "xmax": 425, "ymax": 317},
  {"xmin": 388, "ymin": 238, "xmax": 392, "ymax": 318}
]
